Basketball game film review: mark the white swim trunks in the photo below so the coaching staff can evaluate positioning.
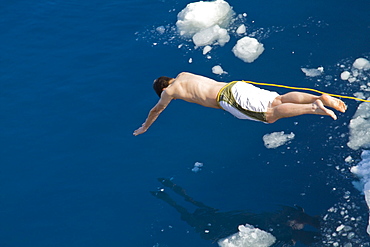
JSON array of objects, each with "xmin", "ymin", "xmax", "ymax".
[{"xmin": 216, "ymin": 81, "xmax": 279, "ymax": 122}]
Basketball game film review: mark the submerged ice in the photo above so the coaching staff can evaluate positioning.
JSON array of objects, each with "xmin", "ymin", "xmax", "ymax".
[{"xmin": 263, "ymin": 131, "xmax": 295, "ymax": 149}]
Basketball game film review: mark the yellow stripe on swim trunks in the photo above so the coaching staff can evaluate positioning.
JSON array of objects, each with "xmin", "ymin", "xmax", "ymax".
[{"xmin": 231, "ymin": 80, "xmax": 370, "ymax": 103}]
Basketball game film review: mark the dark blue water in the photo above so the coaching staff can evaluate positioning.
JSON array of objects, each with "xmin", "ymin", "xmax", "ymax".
[{"xmin": 1, "ymin": 0, "xmax": 370, "ymax": 246}]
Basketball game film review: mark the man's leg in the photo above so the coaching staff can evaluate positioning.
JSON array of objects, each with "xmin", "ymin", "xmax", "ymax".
[
  {"xmin": 266, "ymin": 99, "xmax": 337, "ymax": 123},
  {"xmin": 273, "ymin": 92, "xmax": 347, "ymax": 113},
  {"xmin": 274, "ymin": 92, "xmax": 319, "ymax": 105}
]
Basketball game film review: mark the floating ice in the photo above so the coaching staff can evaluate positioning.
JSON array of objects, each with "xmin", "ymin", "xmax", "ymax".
[
  {"xmin": 191, "ymin": 162, "xmax": 203, "ymax": 173},
  {"xmin": 347, "ymin": 100, "xmax": 370, "ymax": 150},
  {"xmin": 236, "ymin": 24, "xmax": 246, "ymax": 35},
  {"xmin": 340, "ymin": 71, "xmax": 351, "ymax": 80},
  {"xmin": 192, "ymin": 24, "xmax": 230, "ymax": 47},
  {"xmin": 203, "ymin": 45, "xmax": 212, "ymax": 55},
  {"xmin": 263, "ymin": 131, "xmax": 295, "ymax": 149},
  {"xmin": 212, "ymin": 65, "xmax": 227, "ymax": 75},
  {"xmin": 340, "ymin": 57, "xmax": 370, "ymax": 83},
  {"xmin": 176, "ymin": 0, "xmax": 234, "ymax": 44},
  {"xmin": 353, "ymin": 58, "xmax": 370, "ymax": 71},
  {"xmin": 232, "ymin": 37, "xmax": 264, "ymax": 63},
  {"xmin": 345, "ymin": 156, "xmax": 354, "ymax": 163},
  {"xmin": 218, "ymin": 224, "xmax": 276, "ymax": 247},
  {"xmin": 351, "ymin": 150, "xmax": 370, "ymax": 235},
  {"xmin": 336, "ymin": 224, "xmax": 345, "ymax": 232},
  {"xmin": 301, "ymin": 66, "xmax": 324, "ymax": 77}
]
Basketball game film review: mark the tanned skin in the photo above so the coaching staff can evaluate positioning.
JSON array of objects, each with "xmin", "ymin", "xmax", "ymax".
[{"xmin": 134, "ymin": 72, "xmax": 347, "ymax": 136}]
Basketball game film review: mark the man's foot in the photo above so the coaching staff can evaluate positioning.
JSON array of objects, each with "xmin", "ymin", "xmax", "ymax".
[
  {"xmin": 320, "ymin": 94, "xmax": 347, "ymax": 113},
  {"xmin": 313, "ymin": 100, "xmax": 337, "ymax": 120}
]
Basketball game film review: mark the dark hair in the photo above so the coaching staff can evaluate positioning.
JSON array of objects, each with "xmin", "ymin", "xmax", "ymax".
[{"xmin": 153, "ymin": 76, "xmax": 173, "ymax": 97}]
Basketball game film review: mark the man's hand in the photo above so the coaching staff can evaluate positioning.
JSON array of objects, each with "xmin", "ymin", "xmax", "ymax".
[
  {"xmin": 133, "ymin": 91, "xmax": 172, "ymax": 136},
  {"xmin": 133, "ymin": 125, "xmax": 147, "ymax": 136}
]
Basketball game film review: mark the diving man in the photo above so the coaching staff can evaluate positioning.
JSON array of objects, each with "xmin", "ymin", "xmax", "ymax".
[{"xmin": 133, "ymin": 72, "xmax": 347, "ymax": 136}]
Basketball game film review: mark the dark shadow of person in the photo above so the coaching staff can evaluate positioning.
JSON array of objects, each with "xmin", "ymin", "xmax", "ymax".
[{"xmin": 151, "ymin": 178, "xmax": 321, "ymax": 246}]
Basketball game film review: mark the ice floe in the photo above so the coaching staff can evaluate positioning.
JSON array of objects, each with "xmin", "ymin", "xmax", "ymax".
[
  {"xmin": 212, "ymin": 65, "xmax": 227, "ymax": 75},
  {"xmin": 176, "ymin": 0, "xmax": 234, "ymax": 44},
  {"xmin": 175, "ymin": 0, "xmax": 265, "ymax": 64},
  {"xmin": 345, "ymin": 56, "xmax": 370, "ymax": 236},
  {"xmin": 347, "ymin": 100, "xmax": 370, "ymax": 150},
  {"xmin": 232, "ymin": 36, "xmax": 264, "ymax": 63},
  {"xmin": 218, "ymin": 224, "xmax": 276, "ymax": 247},
  {"xmin": 301, "ymin": 66, "xmax": 324, "ymax": 77},
  {"xmin": 351, "ymin": 151, "xmax": 370, "ymax": 235},
  {"xmin": 340, "ymin": 57, "xmax": 370, "ymax": 83}
]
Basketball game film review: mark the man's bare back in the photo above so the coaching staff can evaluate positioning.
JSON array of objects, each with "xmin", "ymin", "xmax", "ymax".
[
  {"xmin": 133, "ymin": 72, "xmax": 346, "ymax": 136},
  {"xmin": 166, "ymin": 72, "xmax": 226, "ymax": 108}
]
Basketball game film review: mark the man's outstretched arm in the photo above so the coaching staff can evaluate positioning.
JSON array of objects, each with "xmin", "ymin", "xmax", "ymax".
[{"xmin": 133, "ymin": 93, "xmax": 173, "ymax": 136}]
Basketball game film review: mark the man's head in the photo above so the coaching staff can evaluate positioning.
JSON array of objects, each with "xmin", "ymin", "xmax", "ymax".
[{"xmin": 153, "ymin": 76, "xmax": 173, "ymax": 97}]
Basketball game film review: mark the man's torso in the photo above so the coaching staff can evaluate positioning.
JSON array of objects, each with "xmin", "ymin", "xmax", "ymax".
[{"xmin": 164, "ymin": 72, "xmax": 226, "ymax": 109}]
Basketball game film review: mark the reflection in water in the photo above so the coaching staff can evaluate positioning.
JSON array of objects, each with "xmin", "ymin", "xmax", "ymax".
[{"xmin": 151, "ymin": 178, "xmax": 321, "ymax": 246}]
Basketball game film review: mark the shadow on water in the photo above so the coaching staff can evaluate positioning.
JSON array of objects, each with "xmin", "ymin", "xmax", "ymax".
[{"xmin": 151, "ymin": 178, "xmax": 321, "ymax": 246}]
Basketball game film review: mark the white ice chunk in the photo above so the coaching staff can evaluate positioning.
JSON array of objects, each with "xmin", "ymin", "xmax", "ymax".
[
  {"xmin": 365, "ymin": 189, "xmax": 370, "ymax": 235},
  {"xmin": 232, "ymin": 37, "xmax": 264, "ymax": 63},
  {"xmin": 353, "ymin": 57, "xmax": 370, "ymax": 71},
  {"xmin": 301, "ymin": 67, "xmax": 324, "ymax": 77},
  {"xmin": 336, "ymin": 224, "xmax": 345, "ymax": 232},
  {"xmin": 341, "ymin": 71, "xmax": 351, "ymax": 80},
  {"xmin": 351, "ymin": 150, "xmax": 370, "ymax": 235},
  {"xmin": 212, "ymin": 65, "xmax": 227, "ymax": 75},
  {"xmin": 192, "ymin": 25, "xmax": 230, "ymax": 47},
  {"xmin": 236, "ymin": 24, "xmax": 246, "ymax": 35},
  {"xmin": 203, "ymin": 45, "xmax": 212, "ymax": 55},
  {"xmin": 218, "ymin": 224, "xmax": 276, "ymax": 247},
  {"xmin": 263, "ymin": 131, "xmax": 295, "ymax": 149},
  {"xmin": 345, "ymin": 156, "xmax": 354, "ymax": 163},
  {"xmin": 347, "ymin": 101, "xmax": 370, "ymax": 150},
  {"xmin": 176, "ymin": 0, "xmax": 234, "ymax": 38}
]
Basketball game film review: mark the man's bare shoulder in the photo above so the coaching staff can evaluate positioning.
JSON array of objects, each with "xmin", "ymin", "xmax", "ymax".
[{"xmin": 175, "ymin": 72, "xmax": 217, "ymax": 83}]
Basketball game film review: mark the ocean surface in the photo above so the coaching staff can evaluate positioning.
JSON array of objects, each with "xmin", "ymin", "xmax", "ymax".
[{"xmin": 1, "ymin": 0, "xmax": 370, "ymax": 246}]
